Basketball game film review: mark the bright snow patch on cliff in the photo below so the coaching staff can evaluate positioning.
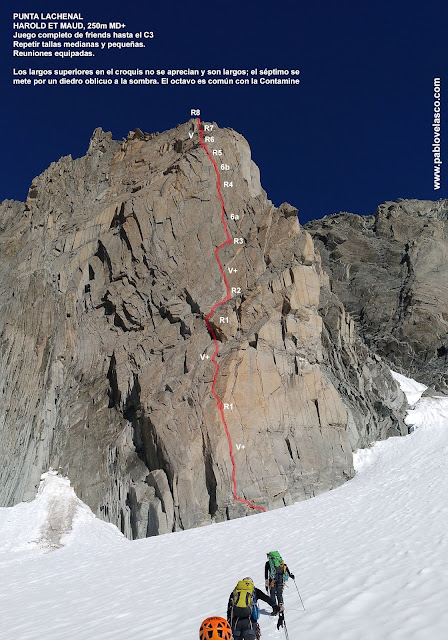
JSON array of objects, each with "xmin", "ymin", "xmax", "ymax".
[
  {"xmin": 0, "ymin": 470, "xmax": 125, "ymax": 557},
  {"xmin": 390, "ymin": 370, "xmax": 427, "ymax": 406},
  {"xmin": 0, "ymin": 373, "xmax": 447, "ymax": 640}
]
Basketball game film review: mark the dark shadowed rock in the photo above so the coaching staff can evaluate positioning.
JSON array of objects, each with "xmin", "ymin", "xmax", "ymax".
[{"xmin": 306, "ymin": 199, "xmax": 448, "ymax": 391}]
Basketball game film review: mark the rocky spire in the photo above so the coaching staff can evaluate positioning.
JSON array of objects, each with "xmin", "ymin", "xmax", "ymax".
[{"xmin": 0, "ymin": 121, "xmax": 406, "ymax": 537}]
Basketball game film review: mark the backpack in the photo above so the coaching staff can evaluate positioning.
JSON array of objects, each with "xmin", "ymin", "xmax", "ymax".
[
  {"xmin": 267, "ymin": 551, "xmax": 289, "ymax": 584},
  {"xmin": 231, "ymin": 579, "xmax": 259, "ymax": 620}
]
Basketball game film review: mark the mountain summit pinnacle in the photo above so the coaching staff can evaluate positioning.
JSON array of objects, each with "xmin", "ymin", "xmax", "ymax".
[{"xmin": 0, "ymin": 121, "xmax": 406, "ymax": 537}]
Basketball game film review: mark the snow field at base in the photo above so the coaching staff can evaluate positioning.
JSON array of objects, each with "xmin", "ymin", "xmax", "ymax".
[{"xmin": 0, "ymin": 373, "xmax": 447, "ymax": 640}]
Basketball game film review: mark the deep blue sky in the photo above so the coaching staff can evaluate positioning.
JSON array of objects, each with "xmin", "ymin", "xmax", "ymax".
[{"xmin": 1, "ymin": 0, "xmax": 447, "ymax": 223}]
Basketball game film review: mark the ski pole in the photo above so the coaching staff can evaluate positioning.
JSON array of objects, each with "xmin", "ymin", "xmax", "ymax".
[{"xmin": 293, "ymin": 578, "xmax": 306, "ymax": 611}]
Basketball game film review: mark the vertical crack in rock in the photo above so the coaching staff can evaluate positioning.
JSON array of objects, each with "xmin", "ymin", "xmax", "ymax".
[
  {"xmin": 203, "ymin": 435, "xmax": 218, "ymax": 519},
  {"xmin": 107, "ymin": 353, "xmax": 121, "ymax": 408},
  {"xmin": 96, "ymin": 240, "xmax": 113, "ymax": 280},
  {"xmin": 314, "ymin": 399, "xmax": 321, "ymax": 426}
]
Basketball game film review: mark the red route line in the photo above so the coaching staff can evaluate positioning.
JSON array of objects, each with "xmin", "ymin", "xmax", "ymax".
[{"xmin": 197, "ymin": 117, "xmax": 265, "ymax": 513}]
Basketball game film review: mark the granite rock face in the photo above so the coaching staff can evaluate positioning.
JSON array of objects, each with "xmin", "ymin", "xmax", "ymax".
[
  {"xmin": 306, "ymin": 199, "xmax": 448, "ymax": 391},
  {"xmin": 0, "ymin": 121, "xmax": 406, "ymax": 537}
]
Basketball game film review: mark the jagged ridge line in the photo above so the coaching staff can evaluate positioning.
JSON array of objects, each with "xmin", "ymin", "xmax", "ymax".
[{"xmin": 197, "ymin": 117, "xmax": 265, "ymax": 513}]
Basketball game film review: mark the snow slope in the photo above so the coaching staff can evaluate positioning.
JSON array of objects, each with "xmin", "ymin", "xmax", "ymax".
[{"xmin": 1, "ymin": 374, "xmax": 447, "ymax": 640}]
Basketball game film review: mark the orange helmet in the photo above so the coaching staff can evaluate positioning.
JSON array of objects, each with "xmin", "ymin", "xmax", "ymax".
[{"xmin": 199, "ymin": 616, "xmax": 232, "ymax": 639}]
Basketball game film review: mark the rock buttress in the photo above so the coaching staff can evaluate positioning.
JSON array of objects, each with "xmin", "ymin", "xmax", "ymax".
[{"xmin": 0, "ymin": 122, "xmax": 406, "ymax": 536}]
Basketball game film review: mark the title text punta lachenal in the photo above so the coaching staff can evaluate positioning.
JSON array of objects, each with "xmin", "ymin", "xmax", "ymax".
[
  {"xmin": 13, "ymin": 13, "xmax": 83, "ymax": 20},
  {"xmin": 13, "ymin": 13, "xmax": 83, "ymax": 29}
]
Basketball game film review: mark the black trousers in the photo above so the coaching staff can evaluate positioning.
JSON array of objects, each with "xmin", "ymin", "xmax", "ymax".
[
  {"xmin": 231, "ymin": 617, "xmax": 260, "ymax": 638},
  {"xmin": 270, "ymin": 583, "xmax": 284, "ymax": 606}
]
